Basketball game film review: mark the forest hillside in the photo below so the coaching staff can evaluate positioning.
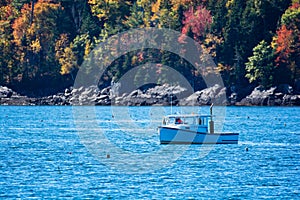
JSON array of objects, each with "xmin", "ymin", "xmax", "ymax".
[{"xmin": 0, "ymin": 0, "xmax": 299, "ymax": 98}]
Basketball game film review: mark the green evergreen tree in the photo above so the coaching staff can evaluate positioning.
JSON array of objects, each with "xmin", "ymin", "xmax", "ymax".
[
  {"xmin": 123, "ymin": 2, "xmax": 145, "ymax": 29},
  {"xmin": 245, "ymin": 40, "xmax": 275, "ymax": 88}
]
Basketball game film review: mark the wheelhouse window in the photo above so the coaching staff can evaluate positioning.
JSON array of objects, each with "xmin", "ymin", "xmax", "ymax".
[
  {"xmin": 183, "ymin": 117, "xmax": 195, "ymax": 125},
  {"xmin": 163, "ymin": 115, "xmax": 210, "ymax": 126}
]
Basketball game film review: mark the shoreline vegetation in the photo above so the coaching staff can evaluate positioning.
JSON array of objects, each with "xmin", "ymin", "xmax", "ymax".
[
  {"xmin": 1, "ymin": 84, "xmax": 300, "ymax": 106},
  {"xmin": 1, "ymin": 1, "xmax": 299, "ymax": 103}
]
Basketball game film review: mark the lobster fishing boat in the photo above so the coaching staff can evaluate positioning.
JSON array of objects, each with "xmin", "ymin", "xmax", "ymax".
[{"xmin": 158, "ymin": 106, "xmax": 239, "ymax": 144}]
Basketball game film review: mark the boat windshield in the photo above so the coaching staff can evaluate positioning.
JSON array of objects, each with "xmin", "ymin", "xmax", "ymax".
[{"xmin": 163, "ymin": 115, "xmax": 209, "ymax": 126}]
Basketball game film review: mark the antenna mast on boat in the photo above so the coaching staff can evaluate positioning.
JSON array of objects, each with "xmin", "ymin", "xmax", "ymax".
[
  {"xmin": 210, "ymin": 103, "xmax": 213, "ymax": 120},
  {"xmin": 209, "ymin": 103, "xmax": 214, "ymax": 133},
  {"xmin": 170, "ymin": 86, "xmax": 173, "ymax": 114}
]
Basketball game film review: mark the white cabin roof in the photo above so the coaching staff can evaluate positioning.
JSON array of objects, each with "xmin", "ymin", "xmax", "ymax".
[{"xmin": 165, "ymin": 114, "xmax": 211, "ymax": 118}]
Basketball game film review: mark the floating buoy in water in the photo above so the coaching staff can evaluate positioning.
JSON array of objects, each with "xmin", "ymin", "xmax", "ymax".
[{"xmin": 106, "ymin": 154, "xmax": 110, "ymax": 158}]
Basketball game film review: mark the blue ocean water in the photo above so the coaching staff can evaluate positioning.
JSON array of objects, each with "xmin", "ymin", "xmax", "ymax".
[{"xmin": 0, "ymin": 106, "xmax": 299, "ymax": 199}]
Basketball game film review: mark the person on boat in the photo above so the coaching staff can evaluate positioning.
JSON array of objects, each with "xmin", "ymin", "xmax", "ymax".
[{"xmin": 175, "ymin": 117, "xmax": 183, "ymax": 124}]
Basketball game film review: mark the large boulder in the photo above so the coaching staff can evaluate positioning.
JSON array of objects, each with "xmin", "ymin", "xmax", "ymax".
[
  {"xmin": 0, "ymin": 86, "xmax": 13, "ymax": 98},
  {"xmin": 69, "ymin": 85, "xmax": 101, "ymax": 105},
  {"xmin": 0, "ymin": 86, "xmax": 35, "ymax": 105},
  {"xmin": 180, "ymin": 84, "xmax": 228, "ymax": 106},
  {"xmin": 239, "ymin": 86, "xmax": 277, "ymax": 106},
  {"xmin": 281, "ymin": 94, "xmax": 300, "ymax": 106}
]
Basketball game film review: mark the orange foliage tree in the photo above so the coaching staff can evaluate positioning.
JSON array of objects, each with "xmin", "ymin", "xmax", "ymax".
[
  {"xmin": 274, "ymin": 2, "xmax": 300, "ymax": 84},
  {"xmin": 12, "ymin": 0, "xmax": 63, "ymax": 82}
]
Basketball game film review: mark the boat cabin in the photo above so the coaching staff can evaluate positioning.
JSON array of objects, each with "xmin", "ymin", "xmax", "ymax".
[{"xmin": 162, "ymin": 114, "xmax": 211, "ymax": 133}]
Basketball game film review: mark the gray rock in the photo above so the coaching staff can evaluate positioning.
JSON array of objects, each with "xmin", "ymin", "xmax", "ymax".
[
  {"xmin": 98, "ymin": 95, "xmax": 109, "ymax": 101},
  {"xmin": 290, "ymin": 95, "xmax": 300, "ymax": 105},
  {"xmin": 274, "ymin": 93, "xmax": 284, "ymax": 106},
  {"xmin": 128, "ymin": 90, "xmax": 141, "ymax": 97},
  {"xmin": 229, "ymin": 92, "xmax": 238, "ymax": 105},
  {"xmin": 0, "ymin": 86, "xmax": 13, "ymax": 98},
  {"xmin": 71, "ymin": 88, "xmax": 78, "ymax": 94},
  {"xmin": 281, "ymin": 94, "xmax": 300, "ymax": 106},
  {"xmin": 180, "ymin": 91, "xmax": 201, "ymax": 106},
  {"xmin": 239, "ymin": 86, "xmax": 277, "ymax": 106},
  {"xmin": 101, "ymin": 87, "xmax": 110, "ymax": 95},
  {"xmin": 282, "ymin": 94, "xmax": 292, "ymax": 106},
  {"xmin": 65, "ymin": 88, "xmax": 71, "ymax": 94},
  {"xmin": 181, "ymin": 84, "xmax": 227, "ymax": 106}
]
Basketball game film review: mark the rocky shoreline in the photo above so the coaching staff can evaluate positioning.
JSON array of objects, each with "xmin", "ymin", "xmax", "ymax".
[{"xmin": 1, "ymin": 84, "xmax": 300, "ymax": 106}]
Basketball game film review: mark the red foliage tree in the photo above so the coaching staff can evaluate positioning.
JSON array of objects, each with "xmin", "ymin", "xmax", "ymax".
[
  {"xmin": 179, "ymin": 5, "xmax": 212, "ymax": 43},
  {"xmin": 275, "ymin": 25, "xmax": 295, "ymax": 64},
  {"xmin": 274, "ymin": 3, "xmax": 300, "ymax": 83}
]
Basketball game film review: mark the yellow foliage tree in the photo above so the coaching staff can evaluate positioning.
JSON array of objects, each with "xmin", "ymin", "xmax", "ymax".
[{"xmin": 55, "ymin": 34, "xmax": 78, "ymax": 77}]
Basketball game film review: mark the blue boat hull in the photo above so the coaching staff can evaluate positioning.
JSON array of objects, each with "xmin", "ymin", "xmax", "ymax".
[{"xmin": 159, "ymin": 127, "xmax": 239, "ymax": 144}]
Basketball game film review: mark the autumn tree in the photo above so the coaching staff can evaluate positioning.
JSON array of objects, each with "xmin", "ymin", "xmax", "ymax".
[
  {"xmin": 89, "ymin": 0, "xmax": 132, "ymax": 39},
  {"xmin": 0, "ymin": 2, "xmax": 18, "ymax": 85},
  {"xmin": 55, "ymin": 34, "xmax": 78, "ymax": 80},
  {"xmin": 180, "ymin": 5, "xmax": 212, "ymax": 42},
  {"xmin": 12, "ymin": 0, "xmax": 63, "ymax": 84},
  {"xmin": 273, "ymin": 2, "xmax": 300, "ymax": 85}
]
